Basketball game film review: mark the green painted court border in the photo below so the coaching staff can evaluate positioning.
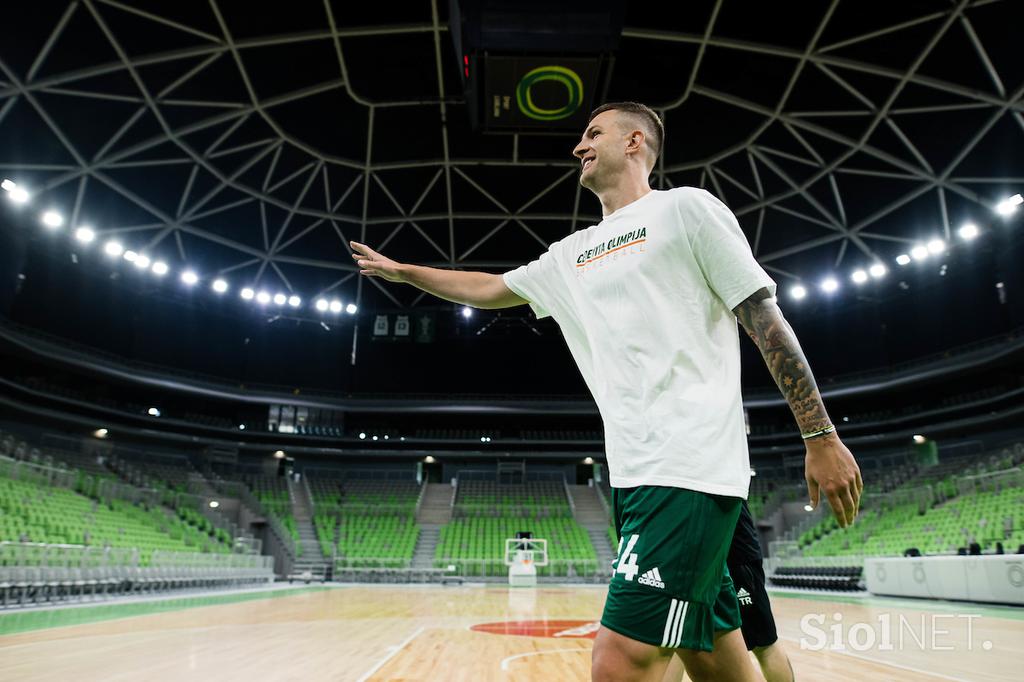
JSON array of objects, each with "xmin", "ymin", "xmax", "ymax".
[
  {"xmin": 768, "ymin": 589, "xmax": 1024, "ymax": 621},
  {"xmin": 0, "ymin": 586, "xmax": 334, "ymax": 636}
]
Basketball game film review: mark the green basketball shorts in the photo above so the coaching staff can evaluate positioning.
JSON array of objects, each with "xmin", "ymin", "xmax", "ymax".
[{"xmin": 600, "ymin": 485, "xmax": 743, "ymax": 652}]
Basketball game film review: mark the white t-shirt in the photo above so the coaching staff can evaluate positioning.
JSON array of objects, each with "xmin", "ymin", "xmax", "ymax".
[{"xmin": 503, "ymin": 187, "xmax": 776, "ymax": 498}]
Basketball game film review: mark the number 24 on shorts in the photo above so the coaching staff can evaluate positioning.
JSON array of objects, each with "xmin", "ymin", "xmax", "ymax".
[{"xmin": 613, "ymin": 533, "xmax": 640, "ymax": 581}]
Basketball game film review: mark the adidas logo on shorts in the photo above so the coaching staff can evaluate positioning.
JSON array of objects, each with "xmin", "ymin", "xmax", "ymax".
[
  {"xmin": 736, "ymin": 587, "xmax": 753, "ymax": 606},
  {"xmin": 638, "ymin": 567, "xmax": 665, "ymax": 589}
]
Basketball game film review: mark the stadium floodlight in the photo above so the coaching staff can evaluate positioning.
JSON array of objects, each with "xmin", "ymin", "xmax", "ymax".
[
  {"xmin": 147, "ymin": 407, "xmax": 160, "ymax": 417},
  {"xmin": 995, "ymin": 193, "xmax": 1022, "ymax": 216},
  {"xmin": 212, "ymin": 278, "xmax": 229, "ymax": 293},
  {"xmin": 3, "ymin": 180, "xmax": 30, "ymax": 204},
  {"xmin": 896, "ymin": 254, "xmax": 911, "ymax": 266},
  {"xmin": 850, "ymin": 270, "xmax": 868, "ymax": 285},
  {"xmin": 104, "ymin": 240, "xmax": 124, "ymax": 257},
  {"xmin": 8, "ymin": 186, "xmax": 29, "ymax": 204},
  {"xmin": 41, "ymin": 210, "xmax": 63, "ymax": 229},
  {"xmin": 461, "ymin": 306, "xmax": 473, "ymax": 318},
  {"xmin": 123, "ymin": 250, "xmax": 138, "ymax": 263},
  {"xmin": 958, "ymin": 223, "xmax": 979, "ymax": 241},
  {"xmin": 789, "ymin": 285, "xmax": 807, "ymax": 300},
  {"xmin": 151, "ymin": 261, "xmax": 168, "ymax": 276},
  {"xmin": 346, "ymin": 303, "xmax": 358, "ymax": 314},
  {"xmin": 329, "ymin": 299, "xmax": 343, "ymax": 313},
  {"xmin": 910, "ymin": 245, "xmax": 929, "ymax": 261},
  {"xmin": 181, "ymin": 270, "xmax": 199, "ymax": 285},
  {"xmin": 315, "ymin": 298, "xmax": 329, "ymax": 312},
  {"xmin": 273, "ymin": 293, "xmax": 287, "ymax": 306},
  {"xmin": 256, "ymin": 291, "xmax": 271, "ymax": 304},
  {"xmin": 134, "ymin": 254, "xmax": 150, "ymax": 269},
  {"xmin": 820, "ymin": 277, "xmax": 839, "ymax": 293},
  {"xmin": 927, "ymin": 239, "xmax": 946, "ymax": 255},
  {"xmin": 74, "ymin": 226, "xmax": 95, "ymax": 243},
  {"xmin": 240, "ymin": 287, "xmax": 255, "ymax": 300},
  {"xmin": 869, "ymin": 263, "xmax": 887, "ymax": 279},
  {"xmin": 288, "ymin": 295, "xmax": 301, "ymax": 308}
]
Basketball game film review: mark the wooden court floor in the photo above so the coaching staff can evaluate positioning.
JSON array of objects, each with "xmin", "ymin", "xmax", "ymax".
[{"xmin": 0, "ymin": 584, "xmax": 1021, "ymax": 681}]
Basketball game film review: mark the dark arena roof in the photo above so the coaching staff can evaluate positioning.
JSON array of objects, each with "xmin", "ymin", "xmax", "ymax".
[{"xmin": 0, "ymin": 0, "xmax": 1022, "ymax": 396}]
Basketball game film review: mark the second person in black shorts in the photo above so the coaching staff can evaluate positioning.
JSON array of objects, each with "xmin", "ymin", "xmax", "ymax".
[{"xmin": 663, "ymin": 500, "xmax": 795, "ymax": 682}]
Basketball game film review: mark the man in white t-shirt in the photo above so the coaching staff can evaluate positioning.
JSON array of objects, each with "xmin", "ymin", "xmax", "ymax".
[{"xmin": 350, "ymin": 101, "xmax": 862, "ymax": 682}]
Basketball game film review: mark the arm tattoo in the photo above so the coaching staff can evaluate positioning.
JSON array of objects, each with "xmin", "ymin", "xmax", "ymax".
[{"xmin": 733, "ymin": 288, "xmax": 832, "ymax": 436}]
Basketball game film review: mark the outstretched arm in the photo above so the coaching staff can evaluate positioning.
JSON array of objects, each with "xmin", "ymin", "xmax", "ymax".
[
  {"xmin": 350, "ymin": 241, "xmax": 527, "ymax": 309},
  {"xmin": 733, "ymin": 287, "xmax": 863, "ymax": 527}
]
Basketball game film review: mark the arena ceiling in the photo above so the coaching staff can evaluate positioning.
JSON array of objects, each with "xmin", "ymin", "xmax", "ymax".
[{"xmin": 1, "ymin": 0, "xmax": 1022, "ymax": 315}]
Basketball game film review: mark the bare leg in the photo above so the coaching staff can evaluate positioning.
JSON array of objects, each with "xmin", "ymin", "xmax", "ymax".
[
  {"xmin": 660, "ymin": 652, "xmax": 686, "ymax": 682},
  {"xmin": 676, "ymin": 629, "xmax": 765, "ymax": 682},
  {"xmin": 753, "ymin": 643, "xmax": 794, "ymax": 682},
  {"xmin": 592, "ymin": 625, "xmax": 674, "ymax": 682}
]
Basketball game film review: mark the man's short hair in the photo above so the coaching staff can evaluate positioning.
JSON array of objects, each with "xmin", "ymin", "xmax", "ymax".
[{"xmin": 588, "ymin": 102, "xmax": 664, "ymax": 164}]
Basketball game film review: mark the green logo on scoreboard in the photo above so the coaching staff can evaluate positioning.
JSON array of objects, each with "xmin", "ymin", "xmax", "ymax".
[{"xmin": 515, "ymin": 66, "xmax": 584, "ymax": 121}]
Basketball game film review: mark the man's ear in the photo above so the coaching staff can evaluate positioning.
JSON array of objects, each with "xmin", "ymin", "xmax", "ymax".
[{"xmin": 625, "ymin": 129, "xmax": 645, "ymax": 156}]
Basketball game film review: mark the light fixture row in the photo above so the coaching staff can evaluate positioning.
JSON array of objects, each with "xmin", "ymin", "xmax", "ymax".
[
  {"xmin": 2, "ymin": 179, "xmax": 359, "ymax": 317},
  {"xmin": 3, "ymin": 178, "xmax": 1019, "ymax": 308},
  {"xmin": 786, "ymin": 198, "xmax": 1020, "ymax": 301}
]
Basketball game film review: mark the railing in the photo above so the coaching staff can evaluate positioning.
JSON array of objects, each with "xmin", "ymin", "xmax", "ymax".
[
  {"xmin": 150, "ymin": 550, "xmax": 272, "ymax": 571},
  {"xmin": 214, "ymin": 479, "xmax": 297, "ymax": 561},
  {"xmin": 0, "ymin": 541, "xmax": 272, "ymax": 572},
  {"xmin": 301, "ymin": 473, "xmax": 315, "ymax": 515},
  {"xmin": 434, "ymin": 558, "xmax": 604, "ymax": 580},
  {"xmin": 562, "ymin": 474, "xmax": 577, "ymax": 518},
  {"xmin": 451, "ymin": 504, "xmax": 572, "ymax": 518},
  {"xmin": 414, "ymin": 480, "xmax": 428, "ymax": 517},
  {"xmin": 327, "ymin": 555, "xmax": 604, "ymax": 581},
  {"xmin": 0, "ymin": 541, "xmax": 139, "ymax": 567},
  {"xmin": 955, "ymin": 467, "xmax": 1024, "ymax": 496}
]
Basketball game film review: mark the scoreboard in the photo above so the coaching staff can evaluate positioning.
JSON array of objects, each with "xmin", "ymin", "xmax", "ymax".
[{"xmin": 450, "ymin": 0, "xmax": 623, "ymax": 133}]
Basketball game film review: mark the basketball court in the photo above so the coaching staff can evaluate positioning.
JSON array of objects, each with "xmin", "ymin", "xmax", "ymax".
[
  {"xmin": 1, "ymin": 1, "xmax": 1023, "ymax": 681},
  {"xmin": 2, "ymin": 585, "xmax": 1021, "ymax": 681}
]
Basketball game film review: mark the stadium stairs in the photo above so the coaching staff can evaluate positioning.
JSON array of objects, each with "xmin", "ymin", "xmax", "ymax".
[
  {"xmin": 566, "ymin": 484, "xmax": 615, "ymax": 573},
  {"xmin": 412, "ymin": 483, "xmax": 454, "ymax": 568},
  {"xmin": 286, "ymin": 476, "xmax": 329, "ymax": 582}
]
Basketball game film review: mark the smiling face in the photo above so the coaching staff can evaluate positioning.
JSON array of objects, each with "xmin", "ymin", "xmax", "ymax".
[
  {"xmin": 573, "ymin": 109, "xmax": 652, "ymax": 193},
  {"xmin": 572, "ymin": 109, "xmax": 626, "ymax": 192}
]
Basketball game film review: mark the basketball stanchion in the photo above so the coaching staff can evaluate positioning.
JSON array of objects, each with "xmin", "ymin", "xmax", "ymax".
[{"xmin": 504, "ymin": 537, "xmax": 548, "ymax": 587}]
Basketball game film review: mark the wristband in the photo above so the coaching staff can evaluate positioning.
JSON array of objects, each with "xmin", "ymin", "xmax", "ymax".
[{"xmin": 801, "ymin": 425, "xmax": 836, "ymax": 440}]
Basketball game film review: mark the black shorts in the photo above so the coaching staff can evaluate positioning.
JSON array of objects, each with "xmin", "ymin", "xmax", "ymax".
[{"xmin": 726, "ymin": 559, "xmax": 778, "ymax": 650}]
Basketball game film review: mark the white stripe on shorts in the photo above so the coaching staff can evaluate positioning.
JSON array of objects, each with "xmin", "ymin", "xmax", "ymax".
[
  {"xmin": 672, "ymin": 600, "xmax": 690, "ymax": 648},
  {"xmin": 660, "ymin": 598, "xmax": 678, "ymax": 647}
]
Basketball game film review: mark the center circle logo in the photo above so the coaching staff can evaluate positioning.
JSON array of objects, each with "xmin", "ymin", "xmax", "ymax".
[
  {"xmin": 471, "ymin": 619, "xmax": 600, "ymax": 639},
  {"xmin": 515, "ymin": 66, "xmax": 584, "ymax": 121}
]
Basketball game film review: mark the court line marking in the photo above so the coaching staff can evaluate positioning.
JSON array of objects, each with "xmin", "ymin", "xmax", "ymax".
[
  {"xmin": 778, "ymin": 635, "xmax": 972, "ymax": 682},
  {"xmin": 355, "ymin": 625, "xmax": 425, "ymax": 682},
  {"xmin": 500, "ymin": 647, "xmax": 587, "ymax": 671}
]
